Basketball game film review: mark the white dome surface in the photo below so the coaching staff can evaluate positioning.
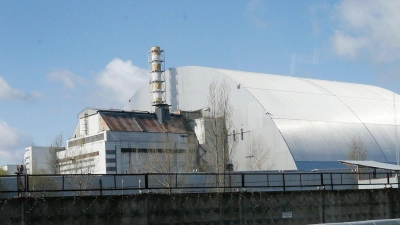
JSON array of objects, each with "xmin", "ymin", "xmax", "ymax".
[{"xmin": 125, "ymin": 66, "xmax": 400, "ymax": 170}]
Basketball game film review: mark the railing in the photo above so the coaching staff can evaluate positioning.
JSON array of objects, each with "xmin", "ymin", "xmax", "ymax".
[{"xmin": 0, "ymin": 171, "xmax": 397, "ymax": 198}]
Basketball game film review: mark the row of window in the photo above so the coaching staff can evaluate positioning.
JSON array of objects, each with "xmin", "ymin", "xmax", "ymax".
[
  {"xmin": 68, "ymin": 133, "xmax": 104, "ymax": 148},
  {"xmin": 106, "ymin": 148, "xmax": 187, "ymax": 154},
  {"xmin": 121, "ymin": 148, "xmax": 185, "ymax": 153}
]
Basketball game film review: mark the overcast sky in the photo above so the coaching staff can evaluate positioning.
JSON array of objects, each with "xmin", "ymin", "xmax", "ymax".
[{"xmin": 1, "ymin": 0, "xmax": 400, "ymax": 166}]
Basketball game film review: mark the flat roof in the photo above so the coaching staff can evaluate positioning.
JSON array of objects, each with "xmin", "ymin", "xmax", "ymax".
[{"xmin": 339, "ymin": 160, "xmax": 400, "ymax": 171}]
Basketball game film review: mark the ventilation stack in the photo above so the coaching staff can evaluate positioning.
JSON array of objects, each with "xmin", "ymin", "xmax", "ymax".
[
  {"xmin": 148, "ymin": 46, "xmax": 170, "ymax": 123},
  {"xmin": 148, "ymin": 46, "xmax": 165, "ymax": 105}
]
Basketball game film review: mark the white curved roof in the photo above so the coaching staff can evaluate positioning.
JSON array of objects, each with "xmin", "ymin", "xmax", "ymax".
[
  {"xmin": 216, "ymin": 67, "xmax": 400, "ymax": 164},
  {"xmin": 126, "ymin": 66, "xmax": 400, "ymax": 169}
]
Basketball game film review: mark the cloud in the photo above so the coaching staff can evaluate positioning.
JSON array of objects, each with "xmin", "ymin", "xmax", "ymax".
[
  {"xmin": 331, "ymin": 0, "xmax": 400, "ymax": 62},
  {"xmin": 47, "ymin": 70, "xmax": 85, "ymax": 89},
  {"xmin": 94, "ymin": 58, "xmax": 148, "ymax": 107},
  {"xmin": 244, "ymin": 0, "xmax": 268, "ymax": 29},
  {"xmin": 284, "ymin": 44, "xmax": 320, "ymax": 76},
  {"xmin": 0, "ymin": 120, "xmax": 27, "ymax": 165},
  {"xmin": 0, "ymin": 77, "xmax": 37, "ymax": 101},
  {"xmin": 0, "ymin": 77, "xmax": 27, "ymax": 100}
]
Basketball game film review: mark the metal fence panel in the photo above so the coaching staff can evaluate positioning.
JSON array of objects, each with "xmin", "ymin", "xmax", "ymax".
[{"xmin": 0, "ymin": 172, "xmax": 398, "ymax": 199}]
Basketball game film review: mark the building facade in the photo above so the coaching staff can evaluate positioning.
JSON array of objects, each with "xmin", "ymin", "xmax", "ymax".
[
  {"xmin": 58, "ymin": 108, "xmax": 198, "ymax": 174},
  {"xmin": 24, "ymin": 146, "xmax": 61, "ymax": 174}
]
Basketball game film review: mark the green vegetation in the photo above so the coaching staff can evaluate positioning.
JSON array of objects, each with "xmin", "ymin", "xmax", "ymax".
[
  {"xmin": 0, "ymin": 168, "xmax": 7, "ymax": 198},
  {"xmin": 0, "ymin": 168, "xmax": 7, "ymax": 175}
]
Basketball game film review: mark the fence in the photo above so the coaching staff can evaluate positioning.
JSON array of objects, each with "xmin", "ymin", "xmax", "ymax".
[{"xmin": 0, "ymin": 171, "xmax": 397, "ymax": 198}]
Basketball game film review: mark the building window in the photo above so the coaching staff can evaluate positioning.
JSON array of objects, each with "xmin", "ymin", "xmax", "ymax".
[
  {"xmin": 68, "ymin": 133, "xmax": 104, "ymax": 148},
  {"xmin": 121, "ymin": 148, "xmax": 147, "ymax": 153},
  {"xmin": 121, "ymin": 148, "xmax": 184, "ymax": 153},
  {"xmin": 106, "ymin": 150, "xmax": 115, "ymax": 154},
  {"xmin": 106, "ymin": 158, "xmax": 116, "ymax": 163},
  {"xmin": 106, "ymin": 167, "xmax": 116, "ymax": 171}
]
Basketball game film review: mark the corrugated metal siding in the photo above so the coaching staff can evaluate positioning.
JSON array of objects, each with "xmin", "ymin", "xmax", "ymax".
[
  {"xmin": 274, "ymin": 119, "xmax": 387, "ymax": 162},
  {"xmin": 248, "ymin": 89, "xmax": 360, "ymax": 123},
  {"xmin": 220, "ymin": 69, "xmax": 330, "ymax": 95},
  {"xmin": 105, "ymin": 131, "xmax": 194, "ymax": 150}
]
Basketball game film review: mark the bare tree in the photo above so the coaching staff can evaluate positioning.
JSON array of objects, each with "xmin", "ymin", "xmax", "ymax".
[
  {"xmin": 246, "ymin": 135, "xmax": 274, "ymax": 170},
  {"xmin": 57, "ymin": 146, "xmax": 100, "ymax": 196},
  {"xmin": 202, "ymin": 79, "xmax": 236, "ymax": 173},
  {"xmin": 59, "ymin": 147, "xmax": 99, "ymax": 174},
  {"xmin": 146, "ymin": 133, "xmax": 197, "ymax": 191},
  {"xmin": 347, "ymin": 135, "xmax": 367, "ymax": 161},
  {"xmin": 124, "ymin": 148, "xmax": 146, "ymax": 174},
  {"xmin": 47, "ymin": 133, "xmax": 64, "ymax": 174},
  {"xmin": 197, "ymin": 79, "xmax": 236, "ymax": 192}
]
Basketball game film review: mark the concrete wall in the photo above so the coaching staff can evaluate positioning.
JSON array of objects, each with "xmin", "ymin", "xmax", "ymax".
[
  {"xmin": 1, "ymin": 189, "xmax": 400, "ymax": 225},
  {"xmin": 24, "ymin": 146, "xmax": 53, "ymax": 174}
]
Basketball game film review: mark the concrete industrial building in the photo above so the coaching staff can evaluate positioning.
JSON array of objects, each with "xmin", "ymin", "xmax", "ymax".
[
  {"xmin": 125, "ymin": 66, "xmax": 400, "ymax": 171},
  {"xmin": 57, "ymin": 108, "xmax": 197, "ymax": 174}
]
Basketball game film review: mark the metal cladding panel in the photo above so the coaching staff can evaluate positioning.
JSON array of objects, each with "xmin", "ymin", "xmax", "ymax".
[
  {"xmin": 397, "ymin": 96, "xmax": 400, "ymax": 125},
  {"xmin": 303, "ymin": 78, "xmax": 394, "ymax": 100},
  {"xmin": 88, "ymin": 114, "xmax": 100, "ymax": 135},
  {"xmin": 218, "ymin": 69, "xmax": 330, "ymax": 95},
  {"xmin": 274, "ymin": 119, "xmax": 387, "ymax": 162},
  {"xmin": 100, "ymin": 113, "xmax": 142, "ymax": 132},
  {"xmin": 124, "ymin": 84, "xmax": 151, "ymax": 112},
  {"xmin": 364, "ymin": 124, "xmax": 398, "ymax": 162},
  {"xmin": 248, "ymin": 88, "xmax": 360, "ymax": 123},
  {"xmin": 107, "ymin": 131, "xmax": 151, "ymax": 143},
  {"xmin": 176, "ymin": 67, "xmax": 217, "ymax": 111},
  {"xmin": 339, "ymin": 97, "xmax": 395, "ymax": 125}
]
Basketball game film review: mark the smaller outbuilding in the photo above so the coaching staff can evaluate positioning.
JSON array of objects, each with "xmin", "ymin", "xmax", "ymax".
[{"xmin": 339, "ymin": 160, "xmax": 400, "ymax": 189}]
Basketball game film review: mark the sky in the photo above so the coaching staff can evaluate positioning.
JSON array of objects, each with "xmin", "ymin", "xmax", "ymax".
[{"xmin": 1, "ymin": 0, "xmax": 400, "ymax": 166}]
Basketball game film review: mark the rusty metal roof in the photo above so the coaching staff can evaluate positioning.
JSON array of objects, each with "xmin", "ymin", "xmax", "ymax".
[
  {"xmin": 99, "ymin": 111, "xmax": 192, "ymax": 134},
  {"xmin": 100, "ymin": 113, "xmax": 142, "ymax": 132},
  {"xmin": 164, "ymin": 117, "xmax": 194, "ymax": 133}
]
